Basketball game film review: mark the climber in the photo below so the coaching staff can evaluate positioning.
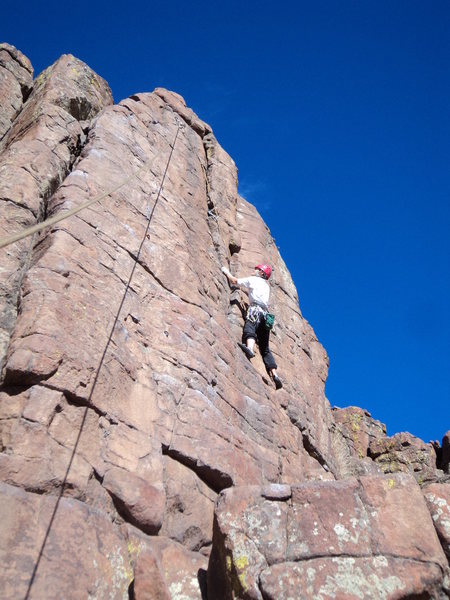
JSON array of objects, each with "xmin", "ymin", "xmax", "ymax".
[{"xmin": 221, "ymin": 263, "xmax": 283, "ymax": 390}]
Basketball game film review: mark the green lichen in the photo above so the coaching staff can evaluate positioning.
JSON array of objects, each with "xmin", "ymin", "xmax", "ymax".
[
  {"xmin": 226, "ymin": 554, "xmax": 232, "ymax": 572},
  {"xmin": 126, "ymin": 539, "xmax": 142, "ymax": 568},
  {"xmin": 233, "ymin": 554, "xmax": 249, "ymax": 595}
]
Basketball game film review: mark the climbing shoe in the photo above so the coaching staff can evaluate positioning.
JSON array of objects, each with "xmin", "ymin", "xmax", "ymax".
[
  {"xmin": 238, "ymin": 343, "xmax": 255, "ymax": 359},
  {"xmin": 273, "ymin": 375, "xmax": 283, "ymax": 390}
]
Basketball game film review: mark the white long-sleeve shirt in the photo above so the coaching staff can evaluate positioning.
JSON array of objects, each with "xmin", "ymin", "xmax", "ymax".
[{"xmin": 236, "ymin": 276, "xmax": 270, "ymax": 311}]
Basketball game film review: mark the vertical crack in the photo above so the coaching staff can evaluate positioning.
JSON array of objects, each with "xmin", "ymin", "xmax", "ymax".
[
  {"xmin": 0, "ymin": 125, "xmax": 91, "ymax": 382},
  {"xmin": 200, "ymin": 138, "xmax": 227, "ymax": 267}
]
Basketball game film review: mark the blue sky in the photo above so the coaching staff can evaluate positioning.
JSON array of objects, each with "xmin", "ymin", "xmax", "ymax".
[{"xmin": 3, "ymin": 1, "xmax": 449, "ymax": 443}]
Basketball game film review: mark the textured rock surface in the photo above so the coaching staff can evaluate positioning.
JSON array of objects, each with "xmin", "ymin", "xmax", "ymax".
[
  {"xmin": 1, "ymin": 53, "xmax": 334, "ymax": 502},
  {"xmin": 369, "ymin": 431, "xmax": 442, "ymax": 485},
  {"xmin": 260, "ymin": 558, "xmax": 445, "ymax": 600},
  {"xmin": 0, "ymin": 49, "xmax": 112, "ymax": 374},
  {"xmin": 424, "ymin": 483, "xmax": 450, "ymax": 560},
  {"xmin": 207, "ymin": 475, "xmax": 448, "ymax": 599},
  {"xmin": 0, "ymin": 46, "xmax": 448, "ymax": 599},
  {"xmin": 124, "ymin": 524, "xmax": 208, "ymax": 600},
  {"xmin": 0, "ymin": 482, "xmax": 131, "ymax": 599},
  {"xmin": 332, "ymin": 406, "xmax": 386, "ymax": 458},
  {"xmin": 0, "ymin": 43, "xmax": 33, "ymax": 141},
  {"xmin": 331, "ymin": 405, "xmax": 386, "ymax": 478},
  {"xmin": 159, "ymin": 454, "xmax": 216, "ymax": 552},
  {"xmin": 103, "ymin": 467, "xmax": 166, "ymax": 534}
]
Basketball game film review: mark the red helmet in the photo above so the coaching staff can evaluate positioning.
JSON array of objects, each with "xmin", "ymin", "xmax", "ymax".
[{"xmin": 255, "ymin": 263, "xmax": 272, "ymax": 279}]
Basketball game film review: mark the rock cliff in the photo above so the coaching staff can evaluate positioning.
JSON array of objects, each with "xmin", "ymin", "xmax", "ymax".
[{"xmin": 0, "ymin": 44, "xmax": 449, "ymax": 599}]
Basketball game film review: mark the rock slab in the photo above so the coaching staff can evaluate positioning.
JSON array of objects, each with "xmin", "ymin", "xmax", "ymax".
[
  {"xmin": 0, "ymin": 482, "xmax": 131, "ymax": 599},
  {"xmin": 207, "ymin": 474, "xmax": 447, "ymax": 599}
]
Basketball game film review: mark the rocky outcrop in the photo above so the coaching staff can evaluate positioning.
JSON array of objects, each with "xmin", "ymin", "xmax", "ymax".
[
  {"xmin": 0, "ymin": 49, "xmax": 112, "ymax": 375},
  {"xmin": 0, "ymin": 43, "xmax": 33, "ymax": 141},
  {"xmin": 0, "ymin": 46, "xmax": 448, "ymax": 599},
  {"xmin": 126, "ymin": 525, "xmax": 208, "ymax": 600},
  {"xmin": 369, "ymin": 431, "xmax": 444, "ymax": 485},
  {"xmin": 331, "ymin": 405, "xmax": 386, "ymax": 478},
  {"xmin": 207, "ymin": 475, "xmax": 448, "ymax": 599},
  {"xmin": 424, "ymin": 483, "xmax": 450, "ymax": 561}
]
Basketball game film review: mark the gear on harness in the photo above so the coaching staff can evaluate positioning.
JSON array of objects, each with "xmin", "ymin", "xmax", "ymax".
[
  {"xmin": 247, "ymin": 305, "xmax": 275, "ymax": 330},
  {"xmin": 265, "ymin": 312, "xmax": 275, "ymax": 330},
  {"xmin": 247, "ymin": 304, "xmax": 266, "ymax": 323}
]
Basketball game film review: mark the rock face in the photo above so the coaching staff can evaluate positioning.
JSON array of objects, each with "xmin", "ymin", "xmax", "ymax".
[
  {"xmin": 208, "ymin": 475, "xmax": 447, "ymax": 599},
  {"xmin": 331, "ymin": 405, "xmax": 386, "ymax": 478},
  {"xmin": 0, "ymin": 45, "xmax": 112, "ymax": 376},
  {"xmin": 0, "ymin": 482, "xmax": 131, "ymax": 599},
  {"xmin": 0, "ymin": 46, "xmax": 448, "ymax": 599},
  {"xmin": 368, "ymin": 431, "xmax": 444, "ymax": 485},
  {"xmin": 424, "ymin": 483, "xmax": 450, "ymax": 561},
  {"xmin": 0, "ymin": 44, "xmax": 33, "ymax": 141}
]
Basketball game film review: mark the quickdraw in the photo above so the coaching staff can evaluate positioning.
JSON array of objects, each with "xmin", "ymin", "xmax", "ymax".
[{"xmin": 247, "ymin": 305, "xmax": 275, "ymax": 330}]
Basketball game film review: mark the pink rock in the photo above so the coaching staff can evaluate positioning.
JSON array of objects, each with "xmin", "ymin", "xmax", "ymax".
[
  {"xmin": 153, "ymin": 87, "xmax": 212, "ymax": 137},
  {"xmin": 133, "ymin": 550, "xmax": 171, "ymax": 600},
  {"xmin": 208, "ymin": 475, "xmax": 447, "ymax": 599},
  {"xmin": 0, "ymin": 399, "xmax": 94, "ymax": 495},
  {"xmin": 124, "ymin": 525, "xmax": 208, "ymax": 600},
  {"xmin": 103, "ymin": 467, "xmax": 165, "ymax": 534},
  {"xmin": 0, "ymin": 43, "xmax": 33, "ymax": 140},
  {"xmin": 332, "ymin": 405, "xmax": 386, "ymax": 474},
  {"xmin": 424, "ymin": 482, "xmax": 450, "ymax": 559},
  {"xmin": 159, "ymin": 454, "xmax": 216, "ymax": 552},
  {"xmin": 0, "ymin": 482, "xmax": 131, "ymax": 599},
  {"xmin": 3, "ymin": 84, "xmax": 334, "ymax": 499},
  {"xmin": 369, "ymin": 431, "xmax": 439, "ymax": 485},
  {"xmin": 0, "ymin": 47, "xmax": 446, "ymax": 599},
  {"xmin": 0, "ymin": 52, "xmax": 112, "ymax": 374},
  {"xmin": 260, "ymin": 557, "xmax": 444, "ymax": 600}
]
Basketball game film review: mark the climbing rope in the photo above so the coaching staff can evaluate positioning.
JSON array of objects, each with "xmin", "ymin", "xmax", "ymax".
[
  {"xmin": 0, "ymin": 124, "xmax": 183, "ymax": 250},
  {"xmin": 23, "ymin": 118, "xmax": 183, "ymax": 600}
]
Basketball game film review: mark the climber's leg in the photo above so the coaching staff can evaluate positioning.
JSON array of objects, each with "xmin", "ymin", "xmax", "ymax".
[
  {"xmin": 239, "ymin": 319, "xmax": 257, "ymax": 358},
  {"xmin": 257, "ymin": 321, "xmax": 283, "ymax": 389}
]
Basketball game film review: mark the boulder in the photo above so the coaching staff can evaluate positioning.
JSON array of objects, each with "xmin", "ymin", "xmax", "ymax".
[
  {"xmin": 369, "ymin": 431, "xmax": 440, "ymax": 485},
  {"xmin": 103, "ymin": 467, "xmax": 166, "ymax": 534},
  {"xmin": 331, "ymin": 405, "xmax": 386, "ymax": 477},
  {"xmin": 124, "ymin": 525, "xmax": 208, "ymax": 600},
  {"xmin": 159, "ymin": 454, "xmax": 216, "ymax": 552},
  {"xmin": 332, "ymin": 405, "xmax": 386, "ymax": 459},
  {"xmin": 207, "ymin": 474, "xmax": 447, "ymax": 599},
  {"xmin": 424, "ymin": 482, "xmax": 450, "ymax": 560}
]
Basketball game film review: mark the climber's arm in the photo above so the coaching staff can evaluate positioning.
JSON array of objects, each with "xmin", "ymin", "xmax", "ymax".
[{"xmin": 221, "ymin": 266, "xmax": 238, "ymax": 286}]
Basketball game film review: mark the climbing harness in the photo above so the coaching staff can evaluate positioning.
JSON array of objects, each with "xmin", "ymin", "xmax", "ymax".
[
  {"xmin": 247, "ymin": 304, "xmax": 266, "ymax": 323},
  {"xmin": 247, "ymin": 304, "xmax": 275, "ymax": 330}
]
